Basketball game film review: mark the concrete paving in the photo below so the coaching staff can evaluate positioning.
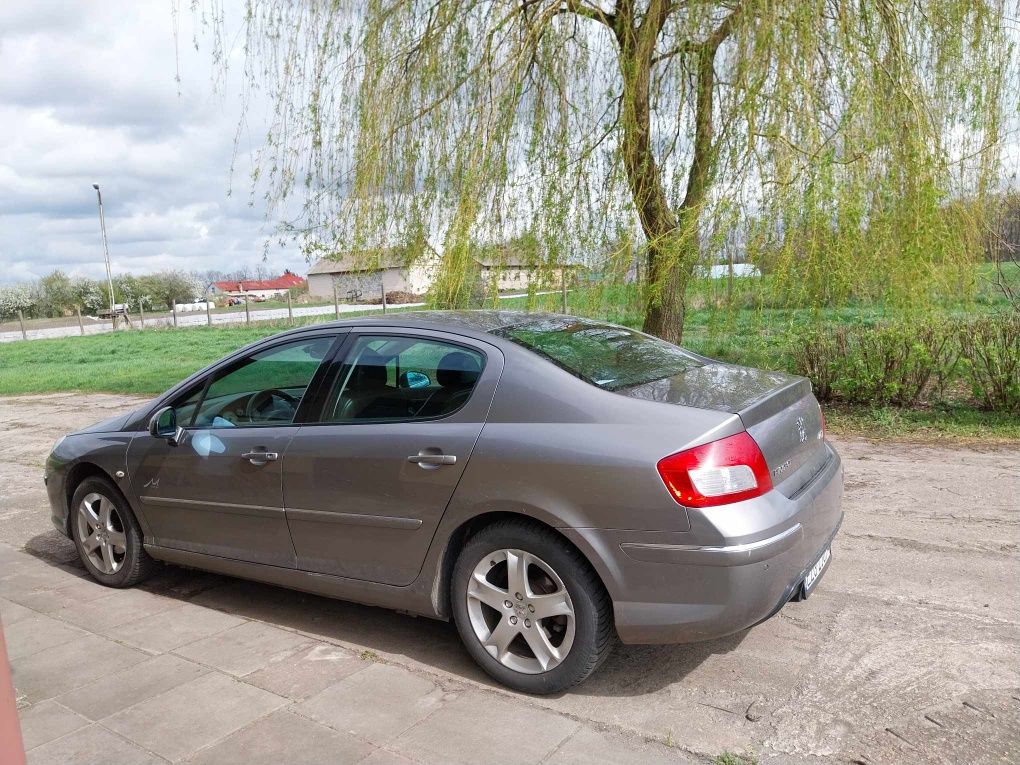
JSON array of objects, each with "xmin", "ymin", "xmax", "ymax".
[{"xmin": 1, "ymin": 393, "xmax": 1018, "ymax": 764}]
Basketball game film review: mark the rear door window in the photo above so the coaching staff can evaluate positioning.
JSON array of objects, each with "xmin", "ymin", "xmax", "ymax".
[{"xmin": 322, "ymin": 334, "xmax": 485, "ymax": 422}]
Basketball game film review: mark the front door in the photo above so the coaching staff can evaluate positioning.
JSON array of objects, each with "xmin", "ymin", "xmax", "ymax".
[
  {"xmin": 283, "ymin": 331, "xmax": 502, "ymax": 585},
  {"xmin": 128, "ymin": 334, "xmax": 337, "ymax": 566}
]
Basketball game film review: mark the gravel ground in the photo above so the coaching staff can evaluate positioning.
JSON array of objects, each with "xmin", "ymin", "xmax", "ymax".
[{"xmin": 1, "ymin": 393, "xmax": 1017, "ymax": 764}]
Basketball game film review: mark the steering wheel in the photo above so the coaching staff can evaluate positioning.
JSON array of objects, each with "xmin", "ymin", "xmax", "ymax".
[{"xmin": 245, "ymin": 388, "xmax": 299, "ymax": 423}]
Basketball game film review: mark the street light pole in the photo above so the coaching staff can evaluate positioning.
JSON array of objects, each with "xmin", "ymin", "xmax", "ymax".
[{"xmin": 92, "ymin": 184, "xmax": 116, "ymax": 314}]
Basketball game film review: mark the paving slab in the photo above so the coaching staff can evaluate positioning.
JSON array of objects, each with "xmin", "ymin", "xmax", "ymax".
[
  {"xmin": 57, "ymin": 653, "xmax": 210, "ymax": 721},
  {"xmin": 0, "ymin": 597, "xmax": 35, "ymax": 626},
  {"xmin": 4, "ymin": 613, "xmax": 85, "ymax": 660},
  {"xmin": 242, "ymin": 642, "xmax": 367, "ymax": 701},
  {"xmin": 173, "ymin": 619, "xmax": 312, "ymax": 676},
  {"xmin": 185, "ymin": 708, "xmax": 376, "ymax": 765},
  {"xmin": 17, "ymin": 699, "xmax": 89, "ymax": 751},
  {"xmin": 25, "ymin": 723, "xmax": 165, "ymax": 765},
  {"xmin": 47, "ymin": 587, "xmax": 180, "ymax": 634},
  {"xmin": 12, "ymin": 632, "xmax": 150, "ymax": 703},
  {"xmin": 112, "ymin": 602, "xmax": 245, "ymax": 654},
  {"xmin": 296, "ymin": 663, "xmax": 453, "ymax": 746},
  {"xmin": 545, "ymin": 726, "xmax": 695, "ymax": 764},
  {"xmin": 356, "ymin": 751, "xmax": 421, "ymax": 765},
  {"xmin": 102, "ymin": 671, "xmax": 287, "ymax": 761},
  {"xmin": 8, "ymin": 574, "xmax": 121, "ymax": 615},
  {"xmin": 390, "ymin": 688, "xmax": 580, "ymax": 765}
]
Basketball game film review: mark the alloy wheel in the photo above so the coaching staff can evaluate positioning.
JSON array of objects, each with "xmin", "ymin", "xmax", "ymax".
[
  {"xmin": 465, "ymin": 548, "xmax": 575, "ymax": 674},
  {"xmin": 76, "ymin": 492, "xmax": 127, "ymax": 575}
]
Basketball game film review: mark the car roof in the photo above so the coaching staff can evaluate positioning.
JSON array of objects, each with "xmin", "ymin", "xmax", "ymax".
[{"xmin": 292, "ymin": 310, "xmax": 570, "ymax": 342}]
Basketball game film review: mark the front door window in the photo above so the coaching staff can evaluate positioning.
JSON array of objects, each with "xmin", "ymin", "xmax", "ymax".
[{"xmin": 177, "ymin": 336, "xmax": 334, "ymax": 428}]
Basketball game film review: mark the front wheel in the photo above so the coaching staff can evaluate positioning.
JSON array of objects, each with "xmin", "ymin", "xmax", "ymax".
[
  {"xmin": 451, "ymin": 520, "xmax": 614, "ymax": 694},
  {"xmin": 70, "ymin": 475, "xmax": 156, "ymax": 588}
]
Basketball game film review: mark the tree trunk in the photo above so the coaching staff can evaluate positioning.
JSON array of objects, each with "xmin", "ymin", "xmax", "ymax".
[{"xmin": 614, "ymin": 3, "xmax": 730, "ymax": 345}]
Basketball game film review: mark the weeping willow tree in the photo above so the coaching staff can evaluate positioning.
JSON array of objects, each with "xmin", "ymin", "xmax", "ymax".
[{"xmin": 200, "ymin": 0, "xmax": 1014, "ymax": 342}]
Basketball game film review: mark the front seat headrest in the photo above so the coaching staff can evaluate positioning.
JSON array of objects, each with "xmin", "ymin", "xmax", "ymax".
[{"xmin": 436, "ymin": 351, "xmax": 481, "ymax": 388}]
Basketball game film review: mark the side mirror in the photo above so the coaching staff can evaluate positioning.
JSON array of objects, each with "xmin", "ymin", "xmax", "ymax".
[
  {"xmin": 399, "ymin": 370, "xmax": 431, "ymax": 389},
  {"xmin": 148, "ymin": 406, "xmax": 184, "ymax": 446}
]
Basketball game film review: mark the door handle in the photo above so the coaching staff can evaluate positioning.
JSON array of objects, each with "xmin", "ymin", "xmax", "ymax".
[
  {"xmin": 407, "ymin": 453, "xmax": 457, "ymax": 467},
  {"xmin": 241, "ymin": 450, "xmax": 278, "ymax": 465}
]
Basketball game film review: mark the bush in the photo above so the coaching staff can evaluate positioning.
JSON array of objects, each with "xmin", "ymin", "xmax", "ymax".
[
  {"xmin": 795, "ymin": 318, "xmax": 959, "ymax": 407},
  {"xmin": 958, "ymin": 314, "xmax": 1020, "ymax": 412}
]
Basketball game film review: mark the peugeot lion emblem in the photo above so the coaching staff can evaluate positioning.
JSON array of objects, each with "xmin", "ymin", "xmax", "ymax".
[{"xmin": 795, "ymin": 417, "xmax": 807, "ymax": 444}]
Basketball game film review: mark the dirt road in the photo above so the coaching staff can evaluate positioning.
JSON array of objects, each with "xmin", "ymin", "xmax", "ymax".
[{"xmin": 1, "ymin": 393, "xmax": 1017, "ymax": 764}]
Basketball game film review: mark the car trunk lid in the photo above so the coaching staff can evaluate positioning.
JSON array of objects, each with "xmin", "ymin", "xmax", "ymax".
[{"xmin": 620, "ymin": 363, "xmax": 826, "ymax": 495}]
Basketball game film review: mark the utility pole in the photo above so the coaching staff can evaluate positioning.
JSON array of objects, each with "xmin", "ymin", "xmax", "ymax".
[{"xmin": 91, "ymin": 184, "xmax": 116, "ymax": 317}]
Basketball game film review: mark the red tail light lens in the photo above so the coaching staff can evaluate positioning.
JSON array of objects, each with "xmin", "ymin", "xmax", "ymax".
[{"xmin": 656, "ymin": 432, "xmax": 773, "ymax": 508}]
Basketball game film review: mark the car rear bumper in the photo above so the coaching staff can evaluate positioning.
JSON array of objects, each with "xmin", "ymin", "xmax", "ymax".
[{"xmin": 561, "ymin": 442, "xmax": 844, "ymax": 644}]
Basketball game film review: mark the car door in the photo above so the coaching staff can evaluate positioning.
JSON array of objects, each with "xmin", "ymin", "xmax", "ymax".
[
  {"xmin": 282, "ymin": 329, "xmax": 503, "ymax": 585},
  {"xmin": 127, "ymin": 333, "xmax": 340, "ymax": 566}
]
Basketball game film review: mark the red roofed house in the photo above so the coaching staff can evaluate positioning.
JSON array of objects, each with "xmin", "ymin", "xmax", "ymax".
[{"xmin": 209, "ymin": 270, "xmax": 306, "ymax": 300}]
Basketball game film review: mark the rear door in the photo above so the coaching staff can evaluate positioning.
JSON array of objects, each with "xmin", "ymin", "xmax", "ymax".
[{"xmin": 282, "ymin": 329, "xmax": 503, "ymax": 585}]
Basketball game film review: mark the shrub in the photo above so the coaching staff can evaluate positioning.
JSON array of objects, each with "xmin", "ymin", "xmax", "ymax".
[
  {"xmin": 958, "ymin": 314, "xmax": 1020, "ymax": 412},
  {"xmin": 794, "ymin": 318, "xmax": 959, "ymax": 407}
]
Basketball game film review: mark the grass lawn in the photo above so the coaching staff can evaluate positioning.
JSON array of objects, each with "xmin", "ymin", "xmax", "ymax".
[{"xmin": 2, "ymin": 267, "xmax": 1016, "ymax": 441}]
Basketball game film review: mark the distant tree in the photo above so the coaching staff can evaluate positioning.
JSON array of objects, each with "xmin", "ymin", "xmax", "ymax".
[
  {"xmin": 0, "ymin": 284, "xmax": 35, "ymax": 321},
  {"xmin": 201, "ymin": 0, "xmax": 1014, "ymax": 342},
  {"xmin": 67, "ymin": 278, "xmax": 106, "ymax": 315},
  {"xmin": 143, "ymin": 271, "xmax": 203, "ymax": 309},
  {"xmin": 38, "ymin": 271, "xmax": 77, "ymax": 317},
  {"xmin": 113, "ymin": 274, "xmax": 155, "ymax": 310}
]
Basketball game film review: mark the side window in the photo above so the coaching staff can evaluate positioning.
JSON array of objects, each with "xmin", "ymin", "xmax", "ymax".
[
  {"xmin": 181, "ymin": 336, "xmax": 334, "ymax": 429},
  {"xmin": 324, "ymin": 335, "xmax": 484, "ymax": 422}
]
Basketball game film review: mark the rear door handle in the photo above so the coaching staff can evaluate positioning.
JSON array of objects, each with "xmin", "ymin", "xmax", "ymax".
[
  {"xmin": 407, "ymin": 453, "xmax": 457, "ymax": 467},
  {"xmin": 242, "ymin": 450, "xmax": 278, "ymax": 465}
]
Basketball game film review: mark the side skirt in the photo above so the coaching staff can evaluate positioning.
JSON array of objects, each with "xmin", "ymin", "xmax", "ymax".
[{"xmin": 145, "ymin": 544, "xmax": 444, "ymax": 620}]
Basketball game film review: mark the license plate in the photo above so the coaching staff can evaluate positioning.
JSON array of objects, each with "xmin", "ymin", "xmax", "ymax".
[{"xmin": 803, "ymin": 547, "xmax": 831, "ymax": 594}]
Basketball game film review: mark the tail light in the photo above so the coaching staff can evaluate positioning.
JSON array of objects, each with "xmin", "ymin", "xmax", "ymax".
[
  {"xmin": 819, "ymin": 403, "xmax": 826, "ymax": 439},
  {"xmin": 656, "ymin": 432, "xmax": 773, "ymax": 508}
]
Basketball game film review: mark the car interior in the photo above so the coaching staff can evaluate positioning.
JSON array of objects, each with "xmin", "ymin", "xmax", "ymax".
[
  {"xmin": 170, "ymin": 335, "xmax": 485, "ymax": 429},
  {"xmin": 325, "ymin": 337, "xmax": 484, "ymax": 421}
]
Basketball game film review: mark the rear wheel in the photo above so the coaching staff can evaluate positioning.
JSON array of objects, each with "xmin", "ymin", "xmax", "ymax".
[
  {"xmin": 70, "ymin": 476, "xmax": 156, "ymax": 588},
  {"xmin": 451, "ymin": 520, "xmax": 613, "ymax": 694}
]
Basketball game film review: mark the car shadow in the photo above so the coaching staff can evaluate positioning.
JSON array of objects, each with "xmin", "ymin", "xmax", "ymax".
[{"xmin": 21, "ymin": 530, "xmax": 748, "ymax": 698}]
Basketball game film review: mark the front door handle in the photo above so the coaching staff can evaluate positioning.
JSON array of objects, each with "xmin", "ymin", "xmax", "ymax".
[
  {"xmin": 242, "ymin": 450, "xmax": 278, "ymax": 466},
  {"xmin": 407, "ymin": 453, "xmax": 457, "ymax": 467}
]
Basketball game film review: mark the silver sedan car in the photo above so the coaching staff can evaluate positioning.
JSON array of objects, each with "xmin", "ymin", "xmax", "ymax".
[{"xmin": 45, "ymin": 311, "xmax": 843, "ymax": 694}]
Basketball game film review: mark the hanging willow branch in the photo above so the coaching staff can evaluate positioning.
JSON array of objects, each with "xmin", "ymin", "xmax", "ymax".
[{"xmin": 198, "ymin": 0, "xmax": 1016, "ymax": 342}]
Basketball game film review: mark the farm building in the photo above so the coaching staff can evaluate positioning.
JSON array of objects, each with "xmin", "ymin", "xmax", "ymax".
[
  {"xmin": 307, "ymin": 247, "xmax": 440, "ymax": 300},
  {"xmin": 209, "ymin": 271, "xmax": 306, "ymax": 299},
  {"xmin": 308, "ymin": 243, "xmax": 568, "ymax": 300}
]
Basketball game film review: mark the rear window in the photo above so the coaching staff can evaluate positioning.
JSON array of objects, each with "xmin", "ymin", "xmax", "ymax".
[{"xmin": 493, "ymin": 317, "xmax": 703, "ymax": 391}]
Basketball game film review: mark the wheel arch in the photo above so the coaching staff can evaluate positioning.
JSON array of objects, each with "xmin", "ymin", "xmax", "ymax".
[
  {"xmin": 63, "ymin": 462, "xmax": 118, "ymax": 535},
  {"xmin": 432, "ymin": 510, "xmax": 614, "ymax": 622}
]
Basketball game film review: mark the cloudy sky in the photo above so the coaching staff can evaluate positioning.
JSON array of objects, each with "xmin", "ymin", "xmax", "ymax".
[{"xmin": 0, "ymin": 1, "xmax": 302, "ymax": 285}]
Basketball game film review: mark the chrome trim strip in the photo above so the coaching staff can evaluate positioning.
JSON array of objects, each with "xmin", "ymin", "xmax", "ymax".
[
  {"xmin": 286, "ymin": 507, "xmax": 423, "ymax": 530},
  {"xmin": 139, "ymin": 495, "xmax": 282, "ymax": 518},
  {"xmin": 627, "ymin": 523, "xmax": 802, "ymax": 555},
  {"xmin": 620, "ymin": 523, "xmax": 803, "ymax": 566}
]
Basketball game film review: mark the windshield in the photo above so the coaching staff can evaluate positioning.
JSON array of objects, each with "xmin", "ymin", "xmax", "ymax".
[{"xmin": 493, "ymin": 316, "xmax": 704, "ymax": 391}]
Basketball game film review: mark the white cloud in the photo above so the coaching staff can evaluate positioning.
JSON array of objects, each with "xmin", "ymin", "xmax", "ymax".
[{"xmin": 0, "ymin": 1, "xmax": 306, "ymax": 284}]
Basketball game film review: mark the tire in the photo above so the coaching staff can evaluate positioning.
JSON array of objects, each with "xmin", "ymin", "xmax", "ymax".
[
  {"xmin": 70, "ymin": 475, "xmax": 156, "ymax": 588},
  {"xmin": 451, "ymin": 519, "xmax": 614, "ymax": 694}
]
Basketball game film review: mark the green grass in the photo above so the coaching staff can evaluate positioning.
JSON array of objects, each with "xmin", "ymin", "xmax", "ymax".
[
  {"xmin": 825, "ymin": 403, "xmax": 1020, "ymax": 443},
  {"xmin": 2, "ymin": 276, "xmax": 1017, "ymax": 442},
  {"xmin": 0, "ymin": 325, "xmax": 295, "ymax": 396}
]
